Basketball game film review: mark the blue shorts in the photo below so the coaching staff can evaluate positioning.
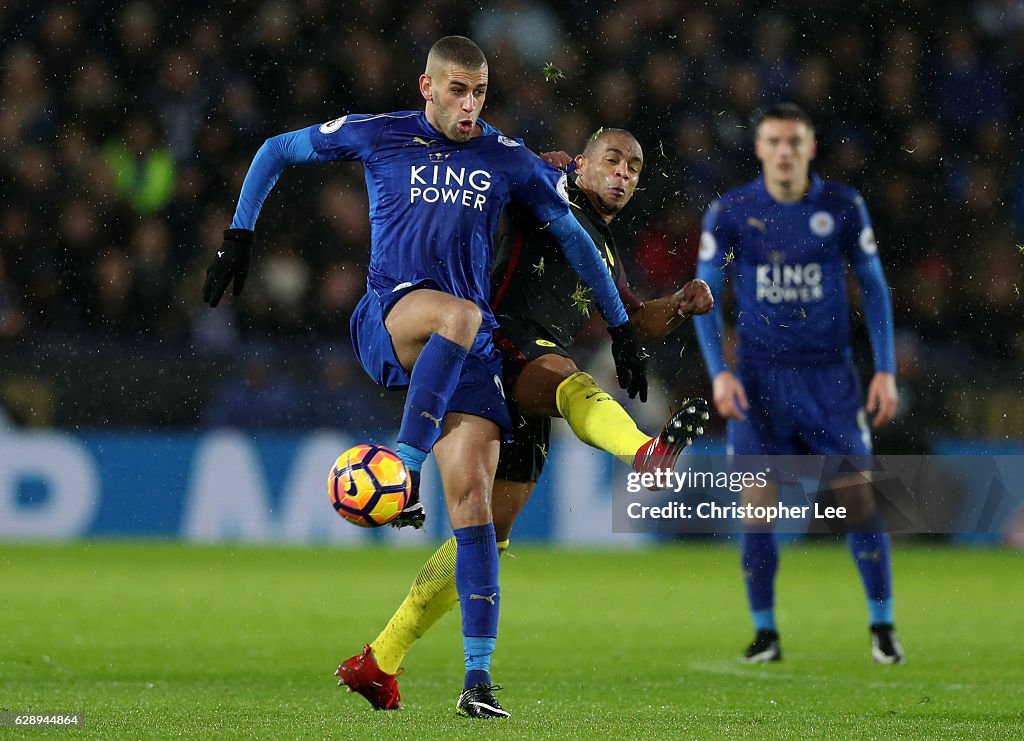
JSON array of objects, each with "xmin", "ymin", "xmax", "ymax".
[
  {"xmin": 349, "ymin": 290, "xmax": 513, "ymax": 432},
  {"xmin": 728, "ymin": 360, "xmax": 871, "ymax": 456}
]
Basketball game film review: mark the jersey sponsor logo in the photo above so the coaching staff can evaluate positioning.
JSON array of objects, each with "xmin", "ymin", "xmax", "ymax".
[
  {"xmin": 409, "ymin": 164, "xmax": 492, "ymax": 210},
  {"xmin": 319, "ymin": 116, "xmax": 348, "ymax": 133},
  {"xmin": 809, "ymin": 211, "xmax": 835, "ymax": 236},
  {"xmin": 534, "ymin": 339, "xmax": 557, "ymax": 347},
  {"xmin": 756, "ymin": 262, "xmax": 824, "ymax": 303},
  {"xmin": 556, "ymin": 172, "xmax": 569, "ymax": 203},
  {"xmin": 498, "ymin": 135, "xmax": 521, "ymax": 148},
  {"xmin": 698, "ymin": 231, "xmax": 717, "ymax": 261},
  {"xmin": 859, "ymin": 226, "xmax": 878, "ymax": 255}
]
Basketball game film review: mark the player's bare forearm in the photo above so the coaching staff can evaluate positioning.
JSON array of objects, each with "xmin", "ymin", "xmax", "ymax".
[
  {"xmin": 632, "ymin": 298, "xmax": 685, "ymax": 342},
  {"xmin": 633, "ymin": 280, "xmax": 714, "ymax": 342}
]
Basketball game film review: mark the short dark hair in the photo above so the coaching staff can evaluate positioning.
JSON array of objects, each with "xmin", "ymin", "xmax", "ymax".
[
  {"xmin": 426, "ymin": 36, "xmax": 487, "ymax": 71},
  {"xmin": 582, "ymin": 127, "xmax": 636, "ymax": 158},
  {"xmin": 756, "ymin": 103, "xmax": 815, "ymax": 132}
]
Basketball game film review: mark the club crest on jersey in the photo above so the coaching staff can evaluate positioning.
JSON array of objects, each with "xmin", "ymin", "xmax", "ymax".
[
  {"xmin": 859, "ymin": 226, "xmax": 878, "ymax": 255},
  {"xmin": 498, "ymin": 135, "xmax": 521, "ymax": 148},
  {"xmin": 809, "ymin": 211, "xmax": 835, "ymax": 236},
  {"xmin": 319, "ymin": 116, "xmax": 348, "ymax": 133},
  {"xmin": 698, "ymin": 231, "xmax": 717, "ymax": 261},
  {"xmin": 556, "ymin": 172, "xmax": 569, "ymax": 203}
]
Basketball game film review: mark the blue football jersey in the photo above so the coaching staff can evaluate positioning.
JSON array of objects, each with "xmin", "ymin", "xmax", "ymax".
[
  {"xmin": 307, "ymin": 111, "xmax": 571, "ymax": 332},
  {"xmin": 698, "ymin": 174, "xmax": 879, "ymax": 364}
]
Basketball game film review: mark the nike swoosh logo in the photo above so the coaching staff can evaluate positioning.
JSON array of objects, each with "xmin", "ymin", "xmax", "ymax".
[{"xmin": 467, "ymin": 700, "xmax": 509, "ymax": 716}]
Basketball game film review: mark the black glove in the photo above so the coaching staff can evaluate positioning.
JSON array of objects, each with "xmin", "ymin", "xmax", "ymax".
[
  {"xmin": 608, "ymin": 321, "xmax": 649, "ymax": 402},
  {"xmin": 202, "ymin": 228, "xmax": 255, "ymax": 307}
]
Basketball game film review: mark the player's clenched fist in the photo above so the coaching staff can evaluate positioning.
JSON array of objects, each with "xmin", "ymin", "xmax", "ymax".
[
  {"xmin": 202, "ymin": 228, "xmax": 255, "ymax": 307},
  {"xmin": 674, "ymin": 279, "xmax": 714, "ymax": 318}
]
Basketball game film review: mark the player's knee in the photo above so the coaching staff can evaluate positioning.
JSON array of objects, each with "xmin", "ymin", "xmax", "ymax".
[
  {"xmin": 439, "ymin": 298, "xmax": 482, "ymax": 347},
  {"xmin": 446, "ymin": 474, "xmax": 494, "ymax": 526}
]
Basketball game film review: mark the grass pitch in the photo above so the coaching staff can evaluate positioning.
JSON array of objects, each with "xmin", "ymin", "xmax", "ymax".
[{"xmin": 2, "ymin": 540, "xmax": 1022, "ymax": 739}]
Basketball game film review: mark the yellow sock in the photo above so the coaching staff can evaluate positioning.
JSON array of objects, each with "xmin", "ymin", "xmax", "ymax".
[
  {"xmin": 555, "ymin": 371, "xmax": 651, "ymax": 464},
  {"xmin": 370, "ymin": 537, "xmax": 511, "ymax": 674}
]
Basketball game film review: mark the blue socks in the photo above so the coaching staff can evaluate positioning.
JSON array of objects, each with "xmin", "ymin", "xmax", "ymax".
[
  {"xmin": 396, "ymin": 334, "xmax": 468, "ymax": 470},
  {"xmin": 395, "ymin": 443, "xmax": 426, "ymax": 479},
  {"xmin": 454, "ymin": 523, "xmax": 500, "ymax": 689},
  {"xmin": 847, "ymin": 511, "xmax": 894, "ymax": 625},
  {"xmin": 741, "ymin": 530, "xmax": 778, "ymax": 631},
  {"xmin": 742, "ymin": 512, "xmax": 895, "ymax": 636}
]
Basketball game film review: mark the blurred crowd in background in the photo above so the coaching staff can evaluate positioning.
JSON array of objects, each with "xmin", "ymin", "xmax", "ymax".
[{"xmin": 1, "ymin": 0, "xmax": 1022, "ymax": 442}]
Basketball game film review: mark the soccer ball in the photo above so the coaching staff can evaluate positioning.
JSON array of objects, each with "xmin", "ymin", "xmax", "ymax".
[{"xmin": 328, "ymin": 444, "xmax": 411, "ymax": 527}]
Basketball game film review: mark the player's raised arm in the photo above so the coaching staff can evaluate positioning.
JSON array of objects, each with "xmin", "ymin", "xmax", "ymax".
[
  {"xmin": 546, "ymin": 212, "xmax": 649, "ymax": 401},
  {"xmin": 202, "ymin": 128, "xmax": 319, "ymax": 307},
  {"xmin": 632, "ymin": 279, "xmax": 714, "ymax": 342}
]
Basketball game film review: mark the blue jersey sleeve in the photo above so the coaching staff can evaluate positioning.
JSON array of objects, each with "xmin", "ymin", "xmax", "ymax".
[
  {"xmin": 507, "ymin": 146, "xmax": 573, "ymax": 226},
  {"xmin": 842, "ymin": 191, "xmax": 894, "ymax": 373},
  {"xmin": 307, "ymin": 113, "xmax": 388, "ymax": 161},
  {"xmin": 843, "ymin": 193, "xmax": 878, "ymax": 269},
  {"xmin": 693, "ymin": 199, "xmax": 731, "ymax": 379},
  {"xmin": 853, "ymin": 256, "xmax": 896, "ymax": 374},
  {"xmin": 231, "ymin": 128, "xmax": 318, "ymax": 230}
]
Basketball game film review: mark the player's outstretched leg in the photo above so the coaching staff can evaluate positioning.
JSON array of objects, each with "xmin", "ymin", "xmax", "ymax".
[
  {"xmin": 391, "ymin": 334, "xmax": 470, "ymax": 529},
  {"xmin": 633, "ymin": 399, "xmax": 710, "ymax": 476},
  {"xmin": 554, "ymin": 372, "xmax": 708, "ymax": 476},
  {"xmin": 741, "ymin": 530, "xmax": 782, "ymax": 662}
]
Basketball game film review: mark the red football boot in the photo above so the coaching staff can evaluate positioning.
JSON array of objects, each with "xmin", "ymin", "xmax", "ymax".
[
  {"xmin": 335, "ymin": 645, "xmax": 402, "ymax": 710},
  {"xmin": 632, "ymin": 398, "xmax": 709, "ymax": 479}
]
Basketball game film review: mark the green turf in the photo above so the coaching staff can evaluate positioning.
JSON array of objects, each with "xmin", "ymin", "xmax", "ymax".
[{"xmin": 1, "ymin": 540, "xmax": 1022, "ymax": 739}]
